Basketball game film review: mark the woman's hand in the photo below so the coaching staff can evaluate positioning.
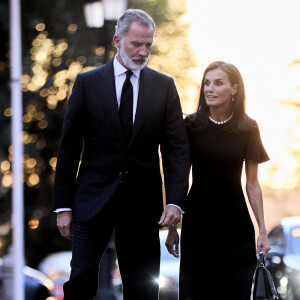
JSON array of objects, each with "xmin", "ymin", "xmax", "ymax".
[
  {"xmin": 165, "ymin": 228, "xmax": 179, "ymax": 258},
  {"xmin": 256, "ymin": 231, "xmax": 270, "ymax": 256}
]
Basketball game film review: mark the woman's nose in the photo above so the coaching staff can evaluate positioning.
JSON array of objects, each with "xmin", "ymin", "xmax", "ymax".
[{"xmin": 207, "ymin": 83, "xmax": 214, "ymax": 91}]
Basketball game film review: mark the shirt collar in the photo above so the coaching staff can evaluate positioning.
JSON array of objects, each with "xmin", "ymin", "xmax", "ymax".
[{"xmin": 113, "ymin": 55, "xmax": 141, "ymax": 79}]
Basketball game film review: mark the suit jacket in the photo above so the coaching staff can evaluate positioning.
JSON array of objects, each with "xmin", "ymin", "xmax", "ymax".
[{"xmin": 53, "ymin": 60, "xmax": 190, "ymax": 222}]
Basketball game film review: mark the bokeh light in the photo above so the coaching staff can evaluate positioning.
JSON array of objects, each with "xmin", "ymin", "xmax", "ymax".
[
  {"xmin": 1, "ymin": 161, "xmax": 10, "ymax": 173},
  {"xmin": 49, "ymin": 157, "xmax": 57, "ymax": 171},
  {"xmin": 2, "ymin": 173, "xmax": 13, "ymax": 188},
  {"xmin": 95, "ymin": 47, "xmax": 105, "ymax": 56},
  {"xmin": 35, "ymin": 23, "xmax": 46, "ymax": 32},
  {"xmin": 68, "ymin": 24, "xmax": 78, "ymax": 34},
  {"xmin": 4, "ymin": 108, "xmax": 12, "ymax": 117},
  {"xmin": 28, "ymin": 219, "xmax": 40, "ymax": 230},
  {"xmin": 27, "ymin": 173, "xmax": 40, "ymax": 187}
]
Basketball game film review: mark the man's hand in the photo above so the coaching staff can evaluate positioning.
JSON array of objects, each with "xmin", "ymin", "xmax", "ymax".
[
  {"xmin": 57, "ymin": 211, "xmax": 73, "ymax": 240},
  {"xmin": 158, "ymin": 205, "xmax": 181, "ymax": 227}
]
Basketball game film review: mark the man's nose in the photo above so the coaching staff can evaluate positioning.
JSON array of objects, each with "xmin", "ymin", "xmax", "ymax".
[{"xmin": 138, "ymin": 45, "xmax": 149, "ymax": 57}]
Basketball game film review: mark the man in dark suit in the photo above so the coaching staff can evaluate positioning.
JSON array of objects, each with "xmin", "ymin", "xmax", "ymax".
[{"xmin": 53, "ymin": 8, "xmax": 189, "ymax": 300}]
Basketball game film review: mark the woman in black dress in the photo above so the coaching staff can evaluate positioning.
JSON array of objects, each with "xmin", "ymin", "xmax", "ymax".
[{"xmin": 165, "ymin": 61, "xmax": 270, "ymax": 299}]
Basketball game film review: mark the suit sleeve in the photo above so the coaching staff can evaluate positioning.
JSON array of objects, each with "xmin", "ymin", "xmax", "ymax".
[
  {"xmin": 160, "ymin": 78, "xmax": 190, "ymax": 208},
  {"xmin": 53, "ymin": 74, "xmax": 86, "ymax": 210}
]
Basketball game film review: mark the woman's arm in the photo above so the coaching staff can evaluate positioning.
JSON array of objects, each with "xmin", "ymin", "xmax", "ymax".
[
  {"xmin": 165, "ymin": 226, "xmax": 180, "ymax": 258},
  {"xmin": 245, "ymin": 160, "xmax": 270, "ymax": 255}
]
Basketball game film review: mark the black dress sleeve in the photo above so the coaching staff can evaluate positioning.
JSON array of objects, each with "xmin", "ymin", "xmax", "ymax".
[{"xmin": 245, "ymin": 123, "xmax": 270, "ymax": 163}]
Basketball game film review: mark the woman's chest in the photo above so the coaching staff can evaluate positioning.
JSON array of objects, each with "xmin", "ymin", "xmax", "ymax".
[{"xmin": 189, "ymin": 125, "xmax": 247, "ymax": 167}]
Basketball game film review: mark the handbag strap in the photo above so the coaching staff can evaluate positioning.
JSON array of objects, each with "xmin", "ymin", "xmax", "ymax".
[
  {"xmin": 257, "ymin": 251, "xmax": 279, "ymax": 299},
  {"xmin": 259, "ymin": 251, "xmax": 265, "ymax": 266}
]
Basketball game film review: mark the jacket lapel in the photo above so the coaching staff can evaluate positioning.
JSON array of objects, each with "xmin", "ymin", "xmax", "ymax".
[
  {"xmin": 94, "ymin": 62, "xmax": 155, "ymax": 147},
  {"xmin": 95, "ymin": 61, "xmax": 124, "ymax": 141},
  {"xmin": 129, "ymin": 66, "xmax": 155, "ymax": 147}
]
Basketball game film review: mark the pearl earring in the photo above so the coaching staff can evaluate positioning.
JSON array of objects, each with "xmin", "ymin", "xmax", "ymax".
[{"xmin": 232, "ymin": 96, "xmax": 235, "ymax": 102}]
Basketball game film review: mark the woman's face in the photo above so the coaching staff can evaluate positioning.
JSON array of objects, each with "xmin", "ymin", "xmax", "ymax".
[{"xmin": 203, "ymin": 68, "xmax": 237, "ymax": 109}]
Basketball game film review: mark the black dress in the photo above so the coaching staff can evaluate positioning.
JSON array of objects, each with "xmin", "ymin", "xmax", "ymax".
[{"xmin": 179, "ymin": 115, "xmax": 269, "ymax": 300}]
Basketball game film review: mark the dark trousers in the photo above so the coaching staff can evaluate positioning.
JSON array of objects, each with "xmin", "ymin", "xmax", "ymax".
[{"xmin": 63, "ymin": 181, "xmax": 161, "ymax": 300}]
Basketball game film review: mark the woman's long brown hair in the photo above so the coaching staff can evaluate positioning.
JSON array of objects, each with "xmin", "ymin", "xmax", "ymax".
[{"xmin": 186, "ymin": 61, "xmax": 256, "ymax": 134}]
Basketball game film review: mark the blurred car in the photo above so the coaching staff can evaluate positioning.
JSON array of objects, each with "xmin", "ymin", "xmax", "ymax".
[
  {"xmin": 0, "ymin": 258, "xmax": 53, "ymax": 300},
  {"xmin": 266, "ymin": 216, "xmax": 300, "ymax": 300},
  {"xmin": 113, "ymin": 229, "xmax": 181, "ymax": 299},
  {"xmin": 38, "ymin": 249, "xmax": 122, "ymax": 299},
  {"xmin": 38, "ymin": 229, "xmax": 181, "ymax": 299},
  {"xmin": 23, "ymin": 266, "xmax": 54, "ymax": 300},
  {"xmin": 38, "ymin": 251, "xmax": 72, "ymax": 300}
]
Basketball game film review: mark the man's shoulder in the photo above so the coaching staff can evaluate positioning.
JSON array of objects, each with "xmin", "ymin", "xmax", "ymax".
[
  {"xmin": 77, "ymin": 61, "xmax": 113, "ymax": 79},
  {"xmin": 143, "ymin": 66, "xmax": 173, "ymax": 82}
]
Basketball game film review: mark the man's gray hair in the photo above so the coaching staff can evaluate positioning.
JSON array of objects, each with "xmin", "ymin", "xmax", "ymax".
[{"xmin": 115, "ymin": 9, "xmax": 155, "ymax": 37}]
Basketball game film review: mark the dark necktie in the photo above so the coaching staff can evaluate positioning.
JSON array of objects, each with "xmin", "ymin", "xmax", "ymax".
[{"xmin": 119, "ymin": 70, "xmax": 133, "ymax": 143}]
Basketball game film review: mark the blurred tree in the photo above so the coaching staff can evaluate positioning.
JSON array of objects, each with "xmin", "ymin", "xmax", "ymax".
[
  {"xmin": 280, "ymin": 60, "xmax": 300, "ymax": 187},
  {"xmin": 130, "ymin": 0, "xmax": 197, "ymax": 109},
  {"xmin": 0, "ymin": 0, "xmax": 196, "ymax": 267}
]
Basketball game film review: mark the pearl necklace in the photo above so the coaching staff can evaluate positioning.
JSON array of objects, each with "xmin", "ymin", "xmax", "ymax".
[{"xmin": 209, "ymin": 113, "xmax": 233, "ymax": 125}]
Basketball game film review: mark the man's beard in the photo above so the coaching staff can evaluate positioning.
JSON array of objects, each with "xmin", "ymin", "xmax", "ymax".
[{"xmin": 119, "ymin": 41, "xmax": 149, "ymax": 71}]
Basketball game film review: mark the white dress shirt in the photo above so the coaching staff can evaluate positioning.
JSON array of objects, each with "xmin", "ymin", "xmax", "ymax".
[
  {"xmin": 55, "ymin": 56, "xmax": 183, "ymax": 214},
  {"xmin": 113, "ymin": 56, "xmax": 140, "ymax": 122}
]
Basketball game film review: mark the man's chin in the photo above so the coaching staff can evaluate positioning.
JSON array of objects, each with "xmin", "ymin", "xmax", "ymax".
[
  {"xmin": 132, "ymin": 60, "xmax": 146, "ymax": 65},
  {"xmin": 130, "ymin": 61, "xmax": 147, "ymax": 71}
]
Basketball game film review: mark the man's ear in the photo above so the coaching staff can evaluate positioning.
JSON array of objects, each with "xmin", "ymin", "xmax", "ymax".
[{"xmin": 113, "ymin": 34, "xmax": 121, "ymax": 49}]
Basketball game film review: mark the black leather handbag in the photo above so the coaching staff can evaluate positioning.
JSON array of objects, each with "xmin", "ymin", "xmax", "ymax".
[{"xmin": 251, "ymin": 252, "xmax": 279, "ymax": 300}]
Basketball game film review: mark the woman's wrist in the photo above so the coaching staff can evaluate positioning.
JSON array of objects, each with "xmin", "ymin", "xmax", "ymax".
[
  {"xmin": 168, "ymin": 224, "xmax": 177, "ymax": 232},
  {"xmin": 259, "ymin": 228, "xmax": 267, "ymax": 235}
]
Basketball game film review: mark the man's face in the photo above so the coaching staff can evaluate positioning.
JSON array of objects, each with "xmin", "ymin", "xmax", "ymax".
[{"xmin": 114, "ymin": 21, "xmax": 154, "ymax": 70}]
